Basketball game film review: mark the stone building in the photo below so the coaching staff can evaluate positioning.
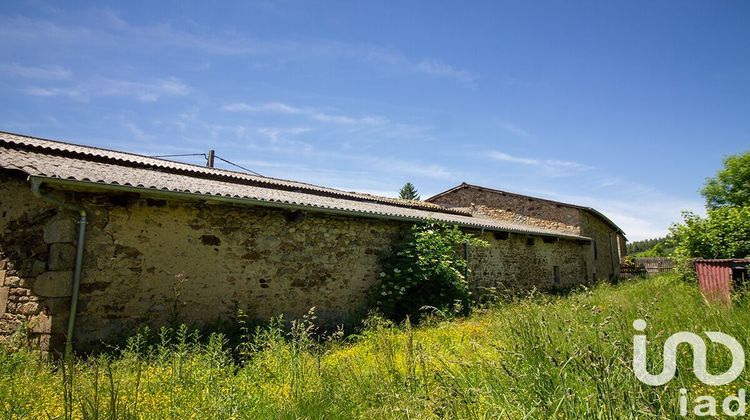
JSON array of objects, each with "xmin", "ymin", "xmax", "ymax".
[
  {"xmin": 0, "ymin": 131, "xmax": 625, "ymax": 353},
  {"xmin": 427, "ymin": 183, "xmax": 627, "ymax": 287}
]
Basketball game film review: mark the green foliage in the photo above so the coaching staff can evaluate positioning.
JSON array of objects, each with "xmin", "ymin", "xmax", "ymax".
[
  {"xmin": 701, "ymin": 149, "xmax": 750, "ymax": 209},
  {"xmin": 635, "ymin": 242, "xmax": 674, "ymax": 257},
  {"xmin": 398, "ymin": 182, "xmax": 420, "ymax": 200},
  {"xmin": 627, "ymin": 236, "xmax": 673, "ymax": 255},
  {"xmin": 670, "ymin": 148, "xmax": 750, "ymax": 270},
  {"xmin": 5, "ymin": 274, "xmax": 750, "ymax": 418},
  {"xmin": 670, "ymin": 206, "xmax": 750, "ymax": 259},
  {"xmin": 372, "ymin": 222, "xmax": 487, "ymax": 321}
]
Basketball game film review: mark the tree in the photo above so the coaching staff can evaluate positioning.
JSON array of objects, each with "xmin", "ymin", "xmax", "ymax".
[
  {"xmin": 399, "ymin": 182, "xmax": 420, "ymax": 200},
  {"xmin": 670, "ymin": 207, "xmax": 750, "ymax": 259},
  {"xmin": 701, "ymin": 150, "xmax": 750, "ymax": 209},
  {"xmin": 670, "ymin": 148, "xmax": 750, "ymax": 261}
]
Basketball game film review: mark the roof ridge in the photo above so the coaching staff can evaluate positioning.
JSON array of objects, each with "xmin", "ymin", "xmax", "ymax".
[
  {"xmin": 0, "ymin": 130, "xmax": 470, "ymax": 217},
  {"xmin": 427, "ymin": 182, "xmax": 624, "ymax": 234}
]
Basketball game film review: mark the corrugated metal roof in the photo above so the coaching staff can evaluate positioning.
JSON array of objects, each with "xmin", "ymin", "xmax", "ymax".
[
  {"xmin": 0, "ymin": 131, "xmax": 592, "ymax": 240},
  {"xmin": 0, "ymin": 131, "xmax": 464, "ymax": 215},
  {"xmin": 694, "ymin": 260, "xmax": 737, "ymax": 304}
]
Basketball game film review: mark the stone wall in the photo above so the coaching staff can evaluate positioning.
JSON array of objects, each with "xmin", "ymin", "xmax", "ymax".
[
  {"xmin": 0, "ymin": 171, "xmax": 405, "ymax": 352},
  {"xmin": 467, "ymin": 232, "xmax": 588, "ymax": 293},
  {"xmin": 430, "ymin": 186, "xmax": 625, "ymax": 281},
  {"xmin": 1, "ymin": 173, "xmax": 599, "ymax": 353},
  {"xmin": 0, "ymin": 171, "xmax": 70, "ymax": 352},
  {"xmin": 429, "ymin": 187, "xmax": 581, "ymax": 235},
  {"xmin": 74, "ymin": 194, "xmax": 403, "ymax": 348},
  {"xmin": 579, "ymin": 211, "xmax": 622, "ymax": 282}
]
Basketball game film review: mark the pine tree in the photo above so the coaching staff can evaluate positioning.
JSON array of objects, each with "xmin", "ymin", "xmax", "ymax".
[{"xmin": 399, "ymin": 182, "xmax": 420, "ymax": 200}]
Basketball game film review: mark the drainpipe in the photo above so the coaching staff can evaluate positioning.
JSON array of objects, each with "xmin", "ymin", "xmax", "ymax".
[{"xmin": 30, "ymin": 178, "xmax": 87, "ymax": 361}]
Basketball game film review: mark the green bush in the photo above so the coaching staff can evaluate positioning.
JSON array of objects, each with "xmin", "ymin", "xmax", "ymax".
[
  {"xmin": 371, "ymin": 222, "xmax": 487, "ymax": 321},
  {"xmin": 670, "ymin": 206, "xmax": 750, "ymax": 260}
]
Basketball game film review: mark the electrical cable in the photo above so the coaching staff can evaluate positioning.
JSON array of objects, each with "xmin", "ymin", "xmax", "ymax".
[
  {"xmin": 214, "ymin": 155, "xmax": 263, "ymax": 176},
  {"xmin": 150, "ymin": 153, "xmax": 208, "ymax": 159}
]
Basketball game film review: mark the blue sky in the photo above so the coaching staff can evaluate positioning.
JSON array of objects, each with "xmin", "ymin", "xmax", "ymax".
[{"xmin": 1, "ymin": 1, "xmax": 749, "ymax": 240}]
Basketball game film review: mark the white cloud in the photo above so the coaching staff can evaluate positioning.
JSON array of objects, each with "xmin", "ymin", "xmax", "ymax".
[
  {"xmin": 0, "ymin": 62, "xmax": 71, "ymax": 80},
  {"xmin": 123, "ymin": 122, "xmax": 152, "ymax": 141},
  {"xmin": 223, "ymin": 102, "xmax": 387, "ymax": 126},
  {"xmin": 0, "ymin": 10, "xmax": 477, "ymax": 85},
  {"xmin": 516, "ymin": 182, "xmax": 705, "ymax": 241},
  {"xmin": 257, "ymin": 127, "xmax": 312, "ymax": 143},
  {"xmin": 0, "ymin": 15, "xmax": 98, "ymax": 44},
  {"xmin": 24, "ymin": 77, "xmax": 189, "ymax": 102},
  {"xmin": 411, "ymin": 59, "xmax": 477, "ymax": 85},
  {"xmin": 488, "ymin": 150, "xmax": 590, "ymax": 172},
  {"xmin": 496, "ymin": 121, "xmax": 531, "ymax": 138}
]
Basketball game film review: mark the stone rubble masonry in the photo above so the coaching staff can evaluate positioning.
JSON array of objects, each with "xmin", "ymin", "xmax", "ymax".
[
  {"xmin": 0, "ymin": 171, "xmax": 71, "ymax": 352},
  {"xmin": 1, "ymin": 170, "xmax": 600, "ymax": 354},
  {"xmin": 429, "ymin": 185, "xmax": 625, "ymax": 281},
  {"xmin": 429, "ymin": 187, "xmax": 582, "ymax": 235}
]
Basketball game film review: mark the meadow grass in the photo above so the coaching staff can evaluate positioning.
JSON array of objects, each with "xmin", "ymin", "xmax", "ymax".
[{"xmin": 1, "ymin": 273, "xmax": 748, "ymax": 419}]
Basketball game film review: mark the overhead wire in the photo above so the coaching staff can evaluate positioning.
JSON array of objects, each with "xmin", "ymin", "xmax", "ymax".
[
  {"xmin": 214, "ymin": 155, "xmax": 263, "ymax": 176},
  {"xmin": 150, "ymin": 151, "xmax": 263, "ymax": 176},
  {"xmin": 151, "ymin": 153, "xmax": 208, "ymax": 159}
]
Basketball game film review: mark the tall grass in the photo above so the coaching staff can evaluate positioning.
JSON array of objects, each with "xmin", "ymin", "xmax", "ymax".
[{"xmin": 1, "ymin": 273, "xmax": 748, "ymax": 418}]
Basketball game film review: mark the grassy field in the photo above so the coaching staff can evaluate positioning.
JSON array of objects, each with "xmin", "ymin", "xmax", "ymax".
[{"xmin": 2, "ymin": 274, "xmax": 748, "ymax": 419}]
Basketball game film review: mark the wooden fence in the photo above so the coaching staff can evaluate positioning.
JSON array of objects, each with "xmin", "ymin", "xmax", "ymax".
[{"xmin": 620, "ymin": 257, "xmax": 674, "ymax": 279}]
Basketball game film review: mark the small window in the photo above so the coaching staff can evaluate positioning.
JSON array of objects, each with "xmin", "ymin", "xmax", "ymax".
[
  {"xmin": 526, "ymin": 237, "xmax": 535, "ymax": 246},
  {"xmin": 553, "ymin": 266, "xmax": 560, "ymax": 285},
  {"xmin": 494, "ymin": 231, "xmax": 509, "ymax": 240},
  {"xmin": 542, "ymin": 236, "xmax": 557, "ymax": 244}
]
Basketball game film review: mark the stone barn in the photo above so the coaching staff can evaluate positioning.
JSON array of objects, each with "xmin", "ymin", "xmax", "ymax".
[
  {"xmin": 426, "ymin": 183, "xmax": 627, "ymax": 286},
  {"xmin": 0, "ymin": 131, "xmax": 625, "ymax": 353}
]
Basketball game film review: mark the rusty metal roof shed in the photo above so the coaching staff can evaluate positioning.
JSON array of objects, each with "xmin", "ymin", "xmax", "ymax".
[{"xmin": 694, "ymin": 258, "xmax": 750, "ymax": 304}]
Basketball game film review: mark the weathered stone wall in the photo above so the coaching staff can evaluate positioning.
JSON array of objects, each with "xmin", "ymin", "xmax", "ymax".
[
  {"xmin": 1, "ymin": 173, "xmax": 599, "ymax": 353},
  {"xmin": 0, "ymin": 172, "xmax": 70, "ymax": 352},
  {"xmin": 73, "ymin": 194, "xmax": 402, "ymax": 348},
  {"xmin": 431, "ymin": 186, "xmax": 625, "ymax": 281},
  {"xmin": 579, "ymin": 212, "xmax": 621, "ymax": 282},
  {"xmin": 0, "ymin": 171, "xmax": 405, "ymax": 351},
  {"xmin": 467, "ymin": 232, "xmax": 588, "ymax": 292},
  {"xmin": 430, "ymin": 187, "xmax": 581, "ymax": 235}
]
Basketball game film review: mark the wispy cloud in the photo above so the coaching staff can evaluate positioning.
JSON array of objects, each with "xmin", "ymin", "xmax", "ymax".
[
  {"xmin": 488, "ymin": 150, "xmax": 590, "ymax": 171},
  {"xmin": 0, "ymin": 62, "xmax": 71, "ymax": 80},
  {"xmin": 0, "ymin": 15, "xmax": 99, "ymax": 44},
  {"xmin": 411, "ymin": 59, "xmax": 477, "ymax": 85},
  {"xmin": 122, "ymin": 122, "xmax": 152, "ymax": 141},
  {"xmin": 223, "ymin": 102, "xmax": 387, "ymax": 126},
  {"xmin": 536, "ymin": 188, "xmax": 704, "ymax": 241},
  {"xmin": 24, "ymin": 77, "xmax": 189, "ymax": 102},
  {"xmin": 0, "ymin": 10, "xmax": 477, "ymax": 85},
  {"xmin": 496, "ymin": 120, "xmax": 531, "ymax": 138}
]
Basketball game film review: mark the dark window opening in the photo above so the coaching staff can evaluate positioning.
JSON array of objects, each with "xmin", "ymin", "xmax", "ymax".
[
  {"xmin": 733, "ymin": 265, "xmax": 748, "ymax": 285},
  {"xmin": 542, "ymin": 236, "xmax": 558, "ymax": 244},
  {"xmin": 526, "ymin": 237, "xmax": 535, "ymax": 246},
  {"xmin": 494, "ymin": 231, "xmax": 509, "ymax": 240}
]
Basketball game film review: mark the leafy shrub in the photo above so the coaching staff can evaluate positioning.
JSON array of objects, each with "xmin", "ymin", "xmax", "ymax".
[
  {"xmin": 372, "ymin": 222, "xmax": 487, "ymax": 321},
  {"xmin": 670, "ymin": 207, "xmax": 750, "ymax": 260}
]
